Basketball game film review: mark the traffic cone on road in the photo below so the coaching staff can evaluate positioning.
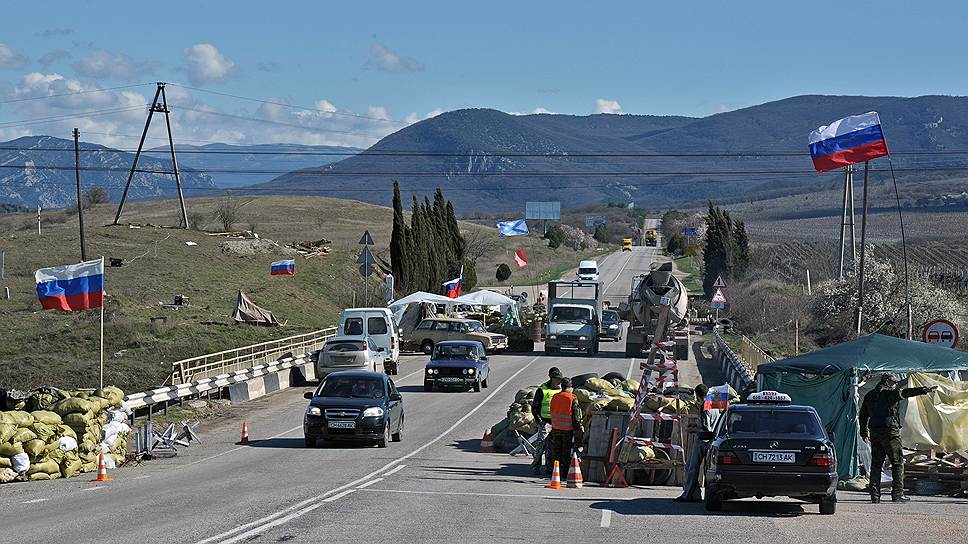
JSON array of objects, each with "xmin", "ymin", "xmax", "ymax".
[
  {"xmin": 566, "ymin": 452, "xmax": 584, "ymax": 488},
  {"xmin": 239, "ymin": 421, "xmax": 249, "ymax": 444},
  {"xmin": 92, "ymin": 453, "xmax": 111, "ymax": 482},
  {"xmin": 544, "ymin": 460, "xmax": 562, "ymax": 489},
  {"xmin": 479, "ymin": 428, "xmax": 496, "ymax": 453}
]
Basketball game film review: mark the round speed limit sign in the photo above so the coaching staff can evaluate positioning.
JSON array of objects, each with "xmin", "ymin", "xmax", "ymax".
[{"xmin": 922, "ymin": 319, "xmax": 960, "ymax": 349}]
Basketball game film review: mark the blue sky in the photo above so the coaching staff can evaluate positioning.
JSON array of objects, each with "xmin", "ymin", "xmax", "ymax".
[{"xmin": 1, "ymin": 0, "xmax": 965, "ymax": 148}]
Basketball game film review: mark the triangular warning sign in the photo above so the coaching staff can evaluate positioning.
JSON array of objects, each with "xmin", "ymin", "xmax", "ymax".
[
  {"xmin": 713, "ymin": 275, "xmax": 727, "ymax": 288},
  {"xmin": 711, "ymin": 288, "xmax": 727, "ymax": 303},
  {"xmin": 356, "ymin": 247, "xmax": 376, "ymax": 265},
  {"xmin": 359, "ymin": 230, "xmax": 374, "ymax": 246}
]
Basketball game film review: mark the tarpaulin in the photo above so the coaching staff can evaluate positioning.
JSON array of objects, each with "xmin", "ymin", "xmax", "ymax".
[{"xmin": 901, "ymin": 372, "xmax": 968, "ymax": 452}]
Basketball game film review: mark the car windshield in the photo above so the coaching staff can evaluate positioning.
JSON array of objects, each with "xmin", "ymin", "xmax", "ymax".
[
  {"xmin": 327, "ymin": 341, "xmax": 365, "ymax": 352},
  {"xmin": 465, "ymin": 321, "xmax": 485, "ymax": 333},
  {"xmin": 433, "ymin": 344, "xmax": 478, "ymax": 360},
  {"xmin": 317, "ymin": 376, "xmax": 384, "ymax": 399},
  {"xmin": 727, "ymin": 409, "xmax": 824, "ymax": 437},
  {"xmin": 551, "ymin": 307, "xmax": 591, "ymax": 323},
  {"xmin": 578, "ymin": 268, "xmax": 596, "ymax": 275}
]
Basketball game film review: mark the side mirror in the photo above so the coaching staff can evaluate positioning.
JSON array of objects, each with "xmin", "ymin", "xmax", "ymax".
[
  {"xmin": 698, "ymin": 431, "xmax": 715, "ymax": 441},
  {"xmin": 304, "ymin": 391, "xmax": 314, "ymax": 400},
  {"xmin": 377, "ymin": 347, "xmax": 386, "ymax": 352},
  {"xmin": 389, "ymin": 393, "xmax": 402, "ymax": 402}
]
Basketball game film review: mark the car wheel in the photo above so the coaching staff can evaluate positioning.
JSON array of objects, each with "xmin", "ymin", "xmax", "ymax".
[
  {"xmin": 819, "ymin": 492, "xmax": 837, "ymax": 515},
  {"xmin": 473, "ymin": 380, "xmax": 482, "ymax": 392},
  {"xmin": 377, "ymin": 423, "xmax": 390, "ymax": 448},
  {"xmin": 482, "ymin": 377, "xmax": 488, "ymax": 388},
  {"xmin": 421, "ymin": 340, "xmax": 434, "ymax": 355},
  {"xmin": 304, "ymin": 435, "xmax": 317, "ymax": 448},
  {"xmin": 545, "ymin": 347, "xmax": 558, "ymax": 355},
  {"xmin": 424, "ymin": 381, "xmax": 433, "ymax": 392},
  {"xmin": 704, "ymin": 487, "xmax": 723, "ymax": 511},
  {"xmin": 392, "ymin": 416, "xmax": 403, "ymax": 442}
]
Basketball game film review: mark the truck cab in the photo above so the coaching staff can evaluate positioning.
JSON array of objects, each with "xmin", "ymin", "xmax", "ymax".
[
  {"xmin": 544, "ymin": 280, "xmax": 603, "ymax": 356},
  {"xmin": 577, "ymin": 260, "xmax": 599, "ymax": 281},
  {"xmin": 622, "ymin": 238, "xmax": 633, "ymax": 252},
  {"xmin": 645, "ymin": 230, "xmax": 658, "ymax": 247}
]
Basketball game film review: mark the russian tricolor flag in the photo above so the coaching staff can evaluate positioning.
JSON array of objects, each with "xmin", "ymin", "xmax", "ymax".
[
  {"xmin": 271, "ymin": 259, "xmax": 295, "ymax": 276},
  {"xmin": 442, "ymin": 266, "xmax": 463, "ymax": 298},
  {"xmin": 703, "ymin": 384, "xmax": 730, "ymax": 411},
  {"xmin": 808, "ymin": 112, "xmax": 890, "ymax": 172},
  {"xmin": 35, "ymin": 259, "xmax": 104, "ymax": 311}
]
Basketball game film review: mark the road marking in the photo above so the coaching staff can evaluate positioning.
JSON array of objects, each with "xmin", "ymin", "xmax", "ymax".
[
  {"xmin": 196, "ymin": 356, "xmax": 542, "ymax": 544},
  {"xmin": 322, "ymin": 489, "xmax": 356, "ymax": 502},
  {"xmin": 383, "ymin": 464, "xmax": 406, "ymax": 477},
  {"xmin": 604, "ymin": 249, "xmax": 636, "ymax": 295},
  {"xmin": 133, "ymin": 474, "xmax": 151, "ymax": 480},
  {"xmin": 600, "ymin": 509, "xmax": 612, "ymax": 528},
  {"xmin": 356, "ymin": 478, "xmax": 383, "ymax": 489},
  {"xmin": 22, "ymin": 498, "xmax": 48, "ymax": 504},
  {"xmin": 84, "ymin": 486, "xmax": 107, "ymax": 492},
  {"xmin": 183, "ymin": 424, "xmax": 303, "ymax": 468},
  {"xmin": 626, "ymin": 358, "xmax": 636, "ymax": 380},
  {"xmin": 356, "ymin": 488, "xmax": 623, "ymax": 501}
]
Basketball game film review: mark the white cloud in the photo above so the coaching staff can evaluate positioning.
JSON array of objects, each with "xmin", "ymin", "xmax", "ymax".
[
  {"xmin": 0, "ymin": 43, "xmax": 29, "ymax": 69},
  {"xmin": 366, "ymin": 42, "xmax": 424, "ymax": 73},
  {"xmin": 405, "ymin": 109, "xmax": 445, "ymax": 125},
  {"xmin": 531, "ymin": 107, "xmax": 554, "ymax": 115},
  {"xmin": 425, "ymin": 108, "xmax": 444, "ymax": 118},
  {"xmin": 594, "ymin": 98, "xmax": 623, "ymax": 114},
  {"xmin": 183, "ymin": 43, "xmax": 238, "ymax": 85},
  {"xmin": 509, "ymin": 107, "xmax": 557, "ymax": 116},
  {"xmin": 314, "ymin": 99, "xmax": 337, "ymax": 113},
  {"xmin": 366, "ymin": 106, "xmax": 391, "ymax": 121},
  {"xmin": 38, "ymin": 50, "xmax": 71, "ymax": 67},
  {"xmin": 74, "ymin": 50, "xmax": 155, "ymax": 80}
]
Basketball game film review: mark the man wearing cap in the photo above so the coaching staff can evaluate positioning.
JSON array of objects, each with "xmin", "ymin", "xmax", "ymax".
[
  {"xmin": 859, "ymin": 374, "xmax": 938, "ymax": 503},
  {"xmin": 547, "ymin": 377, "xmax": 585, "ymax": 471},
  {"xmin": 530, "ymin": 367, "xmax": 563, "ymax": 475}
]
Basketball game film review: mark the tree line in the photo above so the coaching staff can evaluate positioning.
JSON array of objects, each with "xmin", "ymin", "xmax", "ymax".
[
  {"xmin": 702, "ymin": 203, "xmax": 750, "ymax": 298},
  {"xmin": 391, "ymin": 182, "xmax": 476, "ymax": 295}
]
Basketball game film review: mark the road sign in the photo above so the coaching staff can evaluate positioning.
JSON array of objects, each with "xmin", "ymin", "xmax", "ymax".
[
  {"xmin": 359, "ymin": 262, "xmax": 374, "ymax": 277},
  {"xmin": 356, "ymin": 247, "xmax": 375, "ymax": 265},
  {"xmin": 713, "ymin": 275, "xmax": 727, "ymax": 289},
  {"xmin": 359, "ymin": 230, "xmax": 374, "ymax": 246},
  {"xmin": 710, "ymin": 301, "xmax": 725, "ymax": 309},
  {"xmin": 683, "ymin": 227, "xmax": 698, "ymax": 237},
  {"xmin": 922, "ymin": 319, "xmax": 959, "ymax": 348},
  {"xmin": 711, "ymin": 288, "xmax": 727, "ymax": 304}
]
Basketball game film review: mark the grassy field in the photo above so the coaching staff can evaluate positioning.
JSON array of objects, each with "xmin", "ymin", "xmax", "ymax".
[{"xmin": 0, "ymin": 195, "xmax": 595, "ymax": 392}]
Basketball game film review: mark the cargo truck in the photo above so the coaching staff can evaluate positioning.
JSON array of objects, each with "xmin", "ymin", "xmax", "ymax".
[{"xmin": 544, "ymin": 280, "xmax": 603, "ymax": 356}]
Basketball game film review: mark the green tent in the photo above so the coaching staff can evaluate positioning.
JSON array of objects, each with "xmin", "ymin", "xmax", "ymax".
[{"xmin": 757, "ymin": 334, "xmax": 968, "ymax": 480}]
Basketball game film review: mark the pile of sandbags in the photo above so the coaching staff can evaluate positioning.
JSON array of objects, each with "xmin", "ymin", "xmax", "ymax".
[
  {"xmin": 0, "ymin": 386, "xmax": 129, "ymax": 483},
  {"xmin": 487, "ymin": 386, "xmax": 539, "ymax": 452}
]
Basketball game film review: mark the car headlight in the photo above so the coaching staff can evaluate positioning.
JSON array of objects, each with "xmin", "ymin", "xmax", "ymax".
[
  {"xmin": 548, "ymin": 335, "xmax": 557, "ymax": 340},
  {"xmin": 433, "ymin": 368, "xmax": 439, "ymax": 374},
  {"xmin": 609, "ymin": 324, "xmax": 618, "ymax": 329},
  {"xmin": 307, "ymin": 406, "xmax": 321, "ymax": 416},
  {"xmin": 362, "ymin": 407, "xmax": 384, "ymax": 417},
  {"xmin": 579, "ymin": 336, "xmax": 587, "ymax": 341},
  {"xmin": 467, "ymin": 368, "xmax": 475, "ymax": 375},
  {"xmin": 426, "ymin": 367, "xmax": 434, "ymax": 375},
  {"xmin": 462, "ymin": 368, "xmax": 468, "ymax": 375}
]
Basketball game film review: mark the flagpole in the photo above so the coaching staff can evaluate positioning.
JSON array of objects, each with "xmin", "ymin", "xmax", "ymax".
[{"xmin": 100, "ymin": 256, "xmax": 105, "ymax": 389}]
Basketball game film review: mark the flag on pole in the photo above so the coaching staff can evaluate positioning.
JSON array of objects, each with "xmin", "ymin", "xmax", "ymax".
[
  {"xmin": 442, "ymin": 266, "xmax": 463, "ymax": 298},
  {"xmin": 703, "ymin": 385, "xmax": 730, "ymax": 410},
  {"xmin": 497, "ymin": 219, "xmax": 529, "ymax": 237},
  {"xmin": 35, "ymin": 259, "xmax": 104, "ymax": 311},
  {"xmin": 270, "ymin": 259, "xmax": 295, "ymax": 276},
  {"xmin": 808, "ymin": 111, "xmax": 889, "ymax": 172},
  {"xmin": 513, "ymin": 248, "xmax": 528, "ymax": 269}
]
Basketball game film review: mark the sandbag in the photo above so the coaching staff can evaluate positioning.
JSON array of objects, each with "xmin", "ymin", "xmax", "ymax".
[
  {"xmin": 12, "ymin": 428, "xmax": 37, "ymax": 444},
  {"xmin": 514, "ymin": 387, "xmax": 537, "ymax": 403},
  {"xmin": 97, "ymin": 386, "xmax": 124, "ymax": 407},
  {"xmin": 63, "ymin": 412, "xmax": 95, "ymax": 427},
  {"xmin": 29, "ymin": 472, "xmax": 50, "ymax": 481},
  {"xmin": 621, "ymin": 380, "xmax": 640, "ymax": 393},
  {"xmin": 0, "ymin": 442, "xmax": 24, "ymax": 457},
  {"xmin": 57, "ymin": 425, "xmax": 77, "ymax": 439},
  {"xmin": 606, "ymin": 397, "xmax": 635, "ymax": 412},
  {"xmin": 59, "ymin": 436, "xmax": 78, "ymax": 451},
  {"xmin": 29, "ymin": 422, "xmax": 56, "ymax": 442},
  {"xmin": 0, "ymin": 423, "xmax": 15, "ymax": 443},
  {"xmin": 81, "ymin": 461, "xmax": 96, "ymax": 473},
  {"xmin": 79, "ymin": 451, "xmax": 97, "ymax": 464},
  {"xmin": 0, "ymin": 410, "xmax": 34, "ymax": 427},
  {"xmin": 0, "ymin": 456, "xmax": 10, "ymax": 469},
  {"xmin": 584, "ymin": 378, "xmax": 613, "ymax": 393},
  {"xmin": 27, "ymin": 459, "xmax": 59, "ymax": 475},
  {"xmin": 0, "ymin": 467, "xmax": 16, "ymax": 483},
  {"xmin": 587, "ymin": 398, "xmax": 611, "ymax": 413},
  {"xmin": 619, "ymin": 444, "xmax": 655, "ymax": 463},
  {"xmin": 30, "ymin": 410, "xmax": 62, "ymax": 426},
  {"xmin": 86, "ymin": 396, "xmax": 112, "ymax": 412},
  {"xmin": 23, "ymin": 439, "xmax": 47, "ymax": 461},
  {"xmin": 51, "ymin": 398, "xmax": 96, "ymax": 416},
  {"xmin": 574, "ymin": 388, "xmax": 595, "ymax": 404},
  {"xmin": 79, "ymin": 440, "xmax": 97, "ymax": 454},
  {"xmin": 60, "ymin": 458, "xmax": 82, "ymax": 478},
  {"xmin": 11, "ymin": 452, "xmax": 30, "ymax": 473}
]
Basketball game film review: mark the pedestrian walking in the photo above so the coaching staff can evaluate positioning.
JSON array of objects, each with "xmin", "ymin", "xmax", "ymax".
[
  {"xmin": 530, "ymin": 367, "xmax": 563, "ymax": 475},
  {"xmin": 547, "ymin": 378, "xmax": 584, "ymax": 470},
  {"xmin": 675, "ymin": 384, "xmax": 721, "ymax": 502},
  {"xmin": 860, "ymin": 374, "xmax": 938, "ymax": 503}
]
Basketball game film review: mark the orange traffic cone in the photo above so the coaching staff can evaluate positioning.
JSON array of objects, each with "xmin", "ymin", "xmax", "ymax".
[
  {"xmin": 240, "ymin": 421, "xmax": 249, "ymax": 444},
  {"xmin": 544, "ymin": 460, "xmax": 562, "ymax": 489},
  {"xmin": 480, "ymin": 428, "xmax": 496, "ymax": 453},
  {"xmin": 566, "ymin": 452, "xmax": 584, "ymax": 488},
  {"xmin": 92, "ymin": 453, "xmax": 111, "ymax": 482}
]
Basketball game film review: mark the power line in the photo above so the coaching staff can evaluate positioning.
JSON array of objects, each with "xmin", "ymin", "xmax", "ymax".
[
  {"xmin": 0, "ymin": 106, "xmax": 147, "ymax": 129},
  {"xmin": 0, "ymin": 83, "xmax": 150, "ymax": 105}
]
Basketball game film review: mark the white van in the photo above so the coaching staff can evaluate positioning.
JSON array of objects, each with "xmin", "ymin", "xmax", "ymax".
[
  {"xmin": 577, "ymin": 260, "xmax": 599, "ymax": 281},
  {"xmin": 336, "ymin": 308, "xmax": 401, "ymax": 374}
]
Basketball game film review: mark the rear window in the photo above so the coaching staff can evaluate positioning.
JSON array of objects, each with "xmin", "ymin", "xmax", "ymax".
[
  {"xmin": 327, "ymin": 341, "xmax": 364, "ymax": 352},
  {"xmin": 727, "ymin": 409, "xmax": 824, "ymax": 437},
  {"xmin": 367, "ymin": 317, "xmax": 388, "ymax": 335},
  {"xmin": 416, "ymin": 320, "xmax": 433, "ymax": 330},
  {"xmin": 343, "ymin": 318, "xmax": 364, "ymax": 336}
]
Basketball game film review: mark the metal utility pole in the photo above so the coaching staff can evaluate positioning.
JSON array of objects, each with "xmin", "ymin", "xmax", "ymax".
[
  {"xmin": 73, "ymin": 128, "xmax": 88, "ymax": 261},
  {"xmin": 114, "ymin": 82, "xmax": 189, "ymax": 228},
  {"xmin": 837, "ymin": 165, "xmax": 857, "ymax": 278},
  {"xmin": 855, "ymin": 161, "xmax": 870, "ymax": 335}
]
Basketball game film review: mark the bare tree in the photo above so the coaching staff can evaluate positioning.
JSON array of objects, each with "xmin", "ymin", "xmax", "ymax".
[
  {"xmin": 187, "ymin": 209, "xmax": 207, "ymax": 231},
  {"xmin": 83, "ymin": 186, "xmax": 111, "ymax": 208},
  {"xmin": 463, "ymin": 227, "xmax": 498, "ymax": 263},
  {"xmin": 213, "ymin": 198, "xmax": 245, "ymax": 232}
]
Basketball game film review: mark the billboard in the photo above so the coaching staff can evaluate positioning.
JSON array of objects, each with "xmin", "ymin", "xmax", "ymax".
[{"xmin": 525, "ymin": 201, "xmax": 561, "ymax": 220}]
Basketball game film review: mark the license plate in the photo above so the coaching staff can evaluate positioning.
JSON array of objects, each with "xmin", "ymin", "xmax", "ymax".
[
  {"xmin": 439, "ymin": 377, "xmax": 463, "ymax": 383},
  {"xmin": 327, "ymin": 421, "xmax": 356, "ymax": 429},
  {"xmin": 751, "ymin": 451, "xmax": 797, "ymax": 464}
]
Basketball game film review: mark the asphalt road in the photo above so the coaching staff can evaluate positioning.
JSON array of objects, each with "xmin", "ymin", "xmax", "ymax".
[{"xmin": 3, "ymin": 238, "xmax": 966, "ymax": 543}]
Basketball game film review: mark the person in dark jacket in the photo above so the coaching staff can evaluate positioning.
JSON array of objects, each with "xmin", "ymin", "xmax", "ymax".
[
  {"xmin": 859, "ymin": 373, "xmax": 938, "ymax": 503},
  {"xmin": 530, "ymin": 367, "xmax": 563, "ymax": 475}
]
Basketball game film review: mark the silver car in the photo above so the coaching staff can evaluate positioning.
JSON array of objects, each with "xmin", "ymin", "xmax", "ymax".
[{"xmin": 315, "ymin": 336, "xmax": 382, "ymax": 377}]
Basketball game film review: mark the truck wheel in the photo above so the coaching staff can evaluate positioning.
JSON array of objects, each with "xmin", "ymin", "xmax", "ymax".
[
  {"xmin": 819, "ymin": 492, "xmax": 837, "ymax": 515},
  {"xmin": 421, "ymin": 340, "xmax": 434, "ymax": 355},
  {"xmin": 473, "ymin": 380, "xmax": 481, "ymax": 392}
]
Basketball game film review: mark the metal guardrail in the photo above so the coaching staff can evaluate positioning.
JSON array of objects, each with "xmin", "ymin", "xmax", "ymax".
[
  {"xmin": 167, "ymin": 327, "xmax": 337, "ymax": 385},
  {"xmin": 738, "ymin": 334, "xmax": 775, "ymax": 371},
  {"xmin": 712, "ymin": 328, "xmax": 760, "ymax": 391}
]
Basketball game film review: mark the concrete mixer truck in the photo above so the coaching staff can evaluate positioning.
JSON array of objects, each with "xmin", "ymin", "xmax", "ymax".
[{"xmin": 619, "ymin": 261, "xmax": 689, "ymax": 359}]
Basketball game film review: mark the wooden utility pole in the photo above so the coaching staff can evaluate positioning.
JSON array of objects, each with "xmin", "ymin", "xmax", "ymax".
[
  {"xmin": 114, "ymin": 82, "xmax": 189, "ymax": 228},
  {"xmin": 73, "ymin": 128, "xmax": 88, "ymax": 261}
]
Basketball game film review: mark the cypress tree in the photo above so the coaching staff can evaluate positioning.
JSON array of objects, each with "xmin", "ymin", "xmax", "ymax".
[
  {"xmin": 390, "ymin": 181, "xmax": 407, "ymax": 292},
  {"xmin": 703, "ymin": 203, "xmax": 736, "ymax": 298},
  {"xmin": 733, "ymin": 219, "xmax": 751, "ymax": 278}
]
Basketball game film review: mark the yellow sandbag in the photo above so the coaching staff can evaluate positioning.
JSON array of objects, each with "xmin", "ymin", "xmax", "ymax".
[
  {"xmin": 618, "ymin": 444, "xmax": 655, "ymax": 463},
  {"xmin": 0, "ymin": 456, "xmax": 10, "ymax": 468},
  {"xmin": 110, "ymin": 453, "xmax": 125, "ymax": 467},
  {"xmin": 79, "ymin": 440, "xmax": 97, "ymax": 454},
  {"xmin": 622, "ymin": 379, "xmax": 640, "ymax": 393},
  {"xmin": 29, "ymin": 422, "xmax": 56, "ymax": 442},
  {"xmin": 587, "ymin": 398, "xmax": 611, "ymax": 413},
  {"xmin": 23, "ymin": 439, "xmax": 47, "ymax": 460},
  {"xmin": 60, "ymin": 458, "xmax": 82, "ymax": 478},
  {"xmin": 29, "ymin": 472, "xmax": 50, "ymax": 480},
  {"xmin": 79, "ymin": 451, "xmax": 97, "ymax": 464},
  {"xmin": 584, "ymin": 378, "xmax": 612, "ymax": 392},
  {"xmin": 605, "ymin": 397, "xmax": 635, "ymax": 412},
  {"xmin": 0, "ymin": 442, "xmax": 23, "ymax": 457},
  {"xmin": 27, "ymin": 459, "xmax": 59, "ymax": 475},
  {"xmin": 12, "ymin": 428, "xmax": 37, "ymax": 443},
  {"xmin": 0, "ymin": 467, "xmax": 16, "ymax": 483},
  {"xmin": 0, "ymin": 423, "xmax": 15, "ymax": 443},
  {"xmin": 63, "ymin": 412, "xmax": 95, "ymax": 427},
  {"xmin": 51, "ymin": 398, "xmax": 95, "ymax": 416},
  {"xmin": 574, "ymin": 388, "xmax": 594, "ymax": 404},
  {"xmin": 102, "ymin": 386, "xmax": 124, "ymax": 406},
  {"xmin": 57, "ymin": 425, "xmax": 77, "ymax": 439},
  {"xmin": 86, "ymin": 396, "xmax": 112, "ymax": 412},
  {"xmin": 81, "ymin": 461, "xmax": 96, "ymax": 473},
  {"xmin": 0, "ymin": 411, "xmax": 34, "ymax": 427},
  {"xmin": 30, "ymin": 410, "xmax": 62, "ymax": 426}
]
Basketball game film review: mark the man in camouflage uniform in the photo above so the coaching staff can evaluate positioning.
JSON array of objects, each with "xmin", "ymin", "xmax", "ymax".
[{"xmin": 859, "ymin": 374, "xmax": 938, "ymax": 503}]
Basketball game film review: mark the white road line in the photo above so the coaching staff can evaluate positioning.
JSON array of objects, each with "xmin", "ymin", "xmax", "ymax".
[
  {"xmin": 383, "ymin": 464, "xmax": 406, "ymax": 477},
  {"xmin": 604, "ymin": 250, "xmax": 635, "ymax": 295},
  {"xmin": 600, "ymin": 509, "xmax": 612, "ymax": 528},
  {"xmin": 355, "ymin": 478, "xmax": 383, "ymax": 489},
  {"xmin": 84, "ymin": 486, "xmax": 107, "ymax": 492},
  {"xmin": 626, "ymin": 358, "xmax": 636, "ymax": 380},
  {"xmin": 356, "ymin": 488, "xmax": 624, "ymax": 501},
  {"xmin": 322, "ymin": 489, "xmax": 357, "ymax": 502},
  {"xmin": 183, "ymin": 424, "xmax": 303, "ymax": 468},
  {"xmin": 22, "ymin": 498, "xmax": 48, "ymax": 504},
  {"xmin": 133, "ymin": 474, "xmax": 151, "ymax": 480},
  {"xmin": 197, "ymin": 355, "xmax": 542, "ymax": 544}
]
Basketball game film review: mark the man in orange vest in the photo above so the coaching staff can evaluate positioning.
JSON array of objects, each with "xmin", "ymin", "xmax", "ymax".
[{"xmin": 547, "ymin": 377, "xmax": 585, "ymax": 471}]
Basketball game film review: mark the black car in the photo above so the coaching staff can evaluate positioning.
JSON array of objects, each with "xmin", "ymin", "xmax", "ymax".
[
  {"xmin": 600, "ymin": 309, "xmax": 623, "ymax": 342},
  {"xmin": 424, "ymin": 340, "xmax": 490, "ymax": 392},
  {"xmin": 303, "ymin": 371, "xmax": 403, "ymax": 448},
  {"xmin": 702, "ymin": 391, "xmax": 838, "ymax": 514}
]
